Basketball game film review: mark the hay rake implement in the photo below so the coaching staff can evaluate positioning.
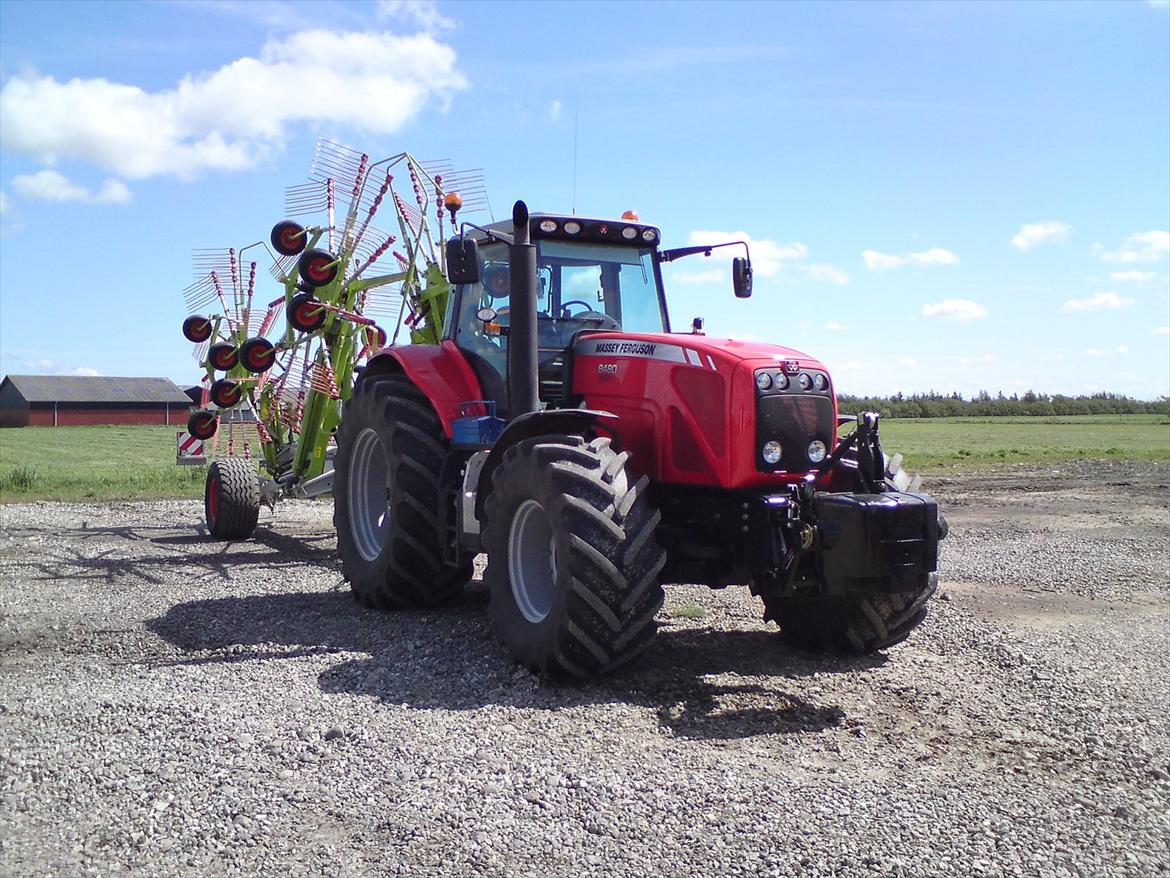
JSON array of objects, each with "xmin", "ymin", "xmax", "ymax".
[{"xmin": 179, "ymin": 140, "xmax": 489, "ymax": 538}]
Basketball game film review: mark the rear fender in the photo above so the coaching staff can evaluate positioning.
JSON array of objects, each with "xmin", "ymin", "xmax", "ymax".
[
  {"xmin": 362, "ymin": 341, "xmax": 483, "ymax": 439},
  {"xmin": 473, "ymin": 409, "xmax": 617, "ymax": 519}
]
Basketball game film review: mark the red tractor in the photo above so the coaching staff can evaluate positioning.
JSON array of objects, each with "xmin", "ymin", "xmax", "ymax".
[{"xmin": 333, "ymin": 201, "xmax": 946, "ymax": 678}]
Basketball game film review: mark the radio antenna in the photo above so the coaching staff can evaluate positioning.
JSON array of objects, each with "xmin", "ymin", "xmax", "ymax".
[{"xmin": 571, "ymin": 97, "xmax": 579, "ymax": 215}]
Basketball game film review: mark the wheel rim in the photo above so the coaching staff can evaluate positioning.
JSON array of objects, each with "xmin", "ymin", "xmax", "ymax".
[
  {"xmin": 508, "ymin": 499, "xmax": 557, "ymax": 624},
  {"xmin": 296, "ymin": 302, "xmax": 321, "ymax": 330},
  {"xmin": 306, "ymin": 258, "xmax": 330, "ymax": 284},
  {"xmin": 245, "ymin": 342, "xmax": 273, "ymax": 371},
  {"xmin": 348, "ymin": 427, "xmax": 391, "ymax": 562}
]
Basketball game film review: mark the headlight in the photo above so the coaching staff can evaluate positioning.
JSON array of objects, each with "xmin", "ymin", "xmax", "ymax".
[
  {"xmin": 622, "ymin": 226, "xmax": 637, "ymax": 240},
  {"xmin": 539, "ymin": 219, "xmax": 558, "ymax": 233},
  {"xmin": 564, "ymin": 221, "xmax": 581, "ymax": 235},
  {"xmin": 762, "ymin": 441, "xmax": 783, "ymax": 465},
  {"xmin": 815, "ymin": 374, "xmax": 829, "ymax": 392},
  {"xmin": 797, "ymin": 373, "xmax": 813, "ymax": 391},
  {"xmin": 807, "ymin": 440, "xmax": 827, "ymax": 464},
  {"xmin": 775, "ymin": 373, "xmax": 789, "ymax": 390},
  {"xmin": 642, "ymin": 228, "xmax": 657, "ymax": 242},
  {"xmin": 755, "ymin": 371, "xmax": 772, "ymax": 391}
]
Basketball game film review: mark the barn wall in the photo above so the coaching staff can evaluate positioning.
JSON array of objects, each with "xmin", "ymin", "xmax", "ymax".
[
  {"xmin": 0, "ymin": 409, "xmax": 30, "ymax": 428},
  {"xmin": 26, "ymin": 407, "xmax": 181, "ymax": 427}
]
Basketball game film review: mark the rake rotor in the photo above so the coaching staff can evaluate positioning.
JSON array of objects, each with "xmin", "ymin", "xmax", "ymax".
[{"xmin": 177, "ymin": 137, "xmax": 490, "ymax": 499}]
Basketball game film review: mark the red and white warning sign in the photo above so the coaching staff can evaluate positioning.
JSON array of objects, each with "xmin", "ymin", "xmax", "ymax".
[{"xmin": 176, "ymin": 430, "xmax": 206, "ymax": 465}]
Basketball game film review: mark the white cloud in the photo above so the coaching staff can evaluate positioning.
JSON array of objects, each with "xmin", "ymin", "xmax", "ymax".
[
  {"xmin": 1149, "ymin": 1, "xmax": 1169, "ymax": 8},
  {"xmin": 0, "ymin": 29, "xmax": 466, "ymax": 182},
  {"xmin": 687, "ymin": 230, "xmax": 807, "ymax": 277},
  {"xmin": 1110, "ymin": 270, "xmax": 1156, "ymax": 283},
  {"xmin": 672, "ymin": 269, "xmax": 726, "ymax": 285},
  {"xmin": 548, "ymin": 99, "xmax": 563, "ymax": 122},
  {"xmin": 1155, "ymin": 326, "xmax": 1170, "ymax": 335},
  {"xmin": 1059, "ymin": 291, "xmax": 1136, "ymax": 312},
  {"xmin": 1094, "ymin": 230, "xmax": 1170, "ymax": 264},
  {"xmin": 18, "ymin": 358, "xmax": 100, "ymax": 376},
  {"xmin": 824, "ymin": 321, "xmax": 847, "ymax": 331},
  {"xmin": 11, "ymin": 170, "xmax": 131, "ymax": 204},
  {"xmin": 376, "ymin": 0, "xmax": 456, "ymax": 31},
  {"xmin": 802, "ymin": 263, "xmax": 851, "ymax": 285},
  {"xmin": 1083, "ymin": 348, "xmax": 1108, "ymax": 357},
  {"xmin": 1010, "ymin": 220, "xmax": 1071, "ymax": 252},
  {"xmin": 0, "ymin": 190, "xmax": 8, "ymax": 214},
  {"xmin": 862, "ymin": 247, "xmax": 959, "ymax": 271},
  {"xmin": 677, "ymin": 231, "xmax": 847, "ymax": 284},
  {"xmin": 920, "ymin": 298, "xmax": 987, "ymax": 322},
  {"xmin": 1117, "ymin": 345, "xmax": 1129, "ymax": 355}
]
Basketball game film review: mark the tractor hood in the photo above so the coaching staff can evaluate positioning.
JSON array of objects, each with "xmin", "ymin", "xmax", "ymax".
[
  {"xmin": 571, "ymin": 331, "xmax": 838, "ymax": 490},
  {"xmin": 573, "ymin": 332, "xmax": 830, "ymax": 376}
]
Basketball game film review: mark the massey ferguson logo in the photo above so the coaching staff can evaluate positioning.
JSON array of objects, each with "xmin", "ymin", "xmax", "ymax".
[{"xmin": 782, "ymin": 360, "xmax": 800, "ymax": 374}]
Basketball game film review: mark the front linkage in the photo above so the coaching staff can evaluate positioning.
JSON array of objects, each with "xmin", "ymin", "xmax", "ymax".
[{"xmin": 740, "ymin": 412, "xmax": 948, "ymax": 650}]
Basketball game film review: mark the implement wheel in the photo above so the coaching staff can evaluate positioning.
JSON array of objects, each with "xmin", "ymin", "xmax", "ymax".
[
  {"xmin": 182, "ymin": 315, "xmax": 213, "ymax": 343},
  {"xmin": 287, "ymin": 292, "xmax": 326, "ymax": 333},
  {"xmin": 238, "ymin": 337, "xmax": 276, "ymax": 374},
  {"xmin": 333, "ymin": 374, "xmax": 470, "ymax": 608},
  {"xmin": 298, "ymin": 248, "xmax": 339, "ymax": 288},
  {"xmin": 207, "ymin": 343, "xmax": 237, "ymax": 372},
  {"xmin": 209, "ymin": 378, "xmax": 242, "ymax": 409},
  {"xmin": 271, "ymin": 220, "xmax": 307, "ymax": 257},
  {"xmin": 205, "ymin": 458, "xmax": 260, "ymax": 540},
  {"xmin": 482, "ymin": 436, "xmax": 666, "ymax": 679}
]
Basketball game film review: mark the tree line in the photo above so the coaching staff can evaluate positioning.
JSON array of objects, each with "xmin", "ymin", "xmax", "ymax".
[{"xmin": 834, "ymin": 390, "xmax": 1169, "ymax": 419}]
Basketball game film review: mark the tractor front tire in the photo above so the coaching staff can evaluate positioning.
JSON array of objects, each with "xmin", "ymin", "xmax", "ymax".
[
  {"xmin": 333, "ymin": 374, "xmax": 470, "ymax": 608},
  {"xmin": 205, "ymin": 458, "xmax": 260, "ymax": 540},
  {"xmin": 762, "ymin": 573, "xmax": 938, "ymax": 653},
  {"xmin": 482, "ymin": 436, "xmax": 666, "ymax": 679}
]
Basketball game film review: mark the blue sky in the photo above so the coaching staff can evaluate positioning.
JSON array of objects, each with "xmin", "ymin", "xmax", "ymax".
[{"xmin": 1, "ymin": 0, "xmax": 1167, "ymax": 398}]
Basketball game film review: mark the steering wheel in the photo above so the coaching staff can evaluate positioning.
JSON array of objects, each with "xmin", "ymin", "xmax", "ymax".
[{"xmin": 559, "ymin": 299, "xmax": 600, "ymax": 318}]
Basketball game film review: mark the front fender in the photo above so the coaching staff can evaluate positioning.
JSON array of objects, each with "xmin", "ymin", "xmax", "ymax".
[{"xmin": 473, "ymin": 408, "xmax": 617, "ymax": 519}]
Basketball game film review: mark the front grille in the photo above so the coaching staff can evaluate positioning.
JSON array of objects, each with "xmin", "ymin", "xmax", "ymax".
[{"xmin": 756, "ymin": 394, "xmax": 835, "ymax": 472}]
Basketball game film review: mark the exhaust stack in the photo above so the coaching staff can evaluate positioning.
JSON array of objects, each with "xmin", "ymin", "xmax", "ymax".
[{"xmin": 507, "ymin": 200, "xmax": 540, "ymax": 417}]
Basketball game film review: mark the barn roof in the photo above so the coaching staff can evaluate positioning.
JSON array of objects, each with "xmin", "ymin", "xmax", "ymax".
[{"xmin": 1, "ymin": 375, "xmax": 192, "ymax": 405}]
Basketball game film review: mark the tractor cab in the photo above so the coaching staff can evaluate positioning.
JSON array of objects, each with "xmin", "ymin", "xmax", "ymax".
[{"xmin": 448, "ymin": 214, "xmax": 670, "ymax": 414}]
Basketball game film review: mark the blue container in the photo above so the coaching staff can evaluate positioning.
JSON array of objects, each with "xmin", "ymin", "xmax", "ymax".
[{"xmin": 452, "ymin": 400, "xmax": 505, "ymax": 447}]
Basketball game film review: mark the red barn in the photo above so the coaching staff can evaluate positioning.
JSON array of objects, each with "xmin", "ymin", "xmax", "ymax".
[{"xmin": 0, "ymin": 375, "xmax": 192, "ymax": 427}]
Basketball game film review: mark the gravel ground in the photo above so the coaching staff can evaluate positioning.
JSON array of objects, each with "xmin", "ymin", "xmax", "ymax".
[{"xmin": 1, "ymin": 459, "xmax": 1168, "ymax": 878}]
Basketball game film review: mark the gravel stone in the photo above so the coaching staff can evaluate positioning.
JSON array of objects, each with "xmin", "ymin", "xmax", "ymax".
[{"xmin": 1, "ymin": 460, "xmax": 1167, "ymax": 877}]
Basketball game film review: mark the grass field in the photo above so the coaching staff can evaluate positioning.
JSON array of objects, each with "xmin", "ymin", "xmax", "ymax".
[
  {"xmin": 0, "ymin": 415, "xmax": 1167, "ymax": 502},
  {"xmin": 875, "ymin": 414, "xmax": 1169, "ymax": 469},
  {"xmin": 0, "ymin": 425, "xmax": 208, "ymax": 502}
]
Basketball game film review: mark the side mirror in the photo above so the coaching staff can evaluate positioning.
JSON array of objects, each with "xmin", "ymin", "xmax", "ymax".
[
  {"xmin": 446, "ymin": 237, "xmax": 481, "ymax": 285},
  {"xmin": 732, "ymin": 257, "xmax": 753, "ymax": 299}
]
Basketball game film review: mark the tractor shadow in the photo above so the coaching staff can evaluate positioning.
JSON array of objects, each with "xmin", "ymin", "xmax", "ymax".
[
  {"xmin": 21, "ymin": 521, "xmax": 339, "ymax": 586},
  {"xmin": 147, "ymin": 584, "xmax": 877, "ymax": 741}
]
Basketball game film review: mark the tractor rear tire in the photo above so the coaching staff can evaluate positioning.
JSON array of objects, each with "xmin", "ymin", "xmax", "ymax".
[
  {"xmin": 482, "ymin": 436, "xmax": 666, "ymax": 679},
  {"xmin": 205, "ymin": 458, "xmax": 260, "ymax": 540},
  {"xmin": 333, "ymin": 373, "xmax": 470, "ymax": 608},
  {"xmin": 762, "ymin": 573, "xmax": 938, "ymax": 653}
]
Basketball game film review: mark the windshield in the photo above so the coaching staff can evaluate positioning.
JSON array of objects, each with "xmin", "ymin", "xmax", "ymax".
[{"xmin": 453, "ymin": 240, "xmax": 668, "ymax": 352}]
